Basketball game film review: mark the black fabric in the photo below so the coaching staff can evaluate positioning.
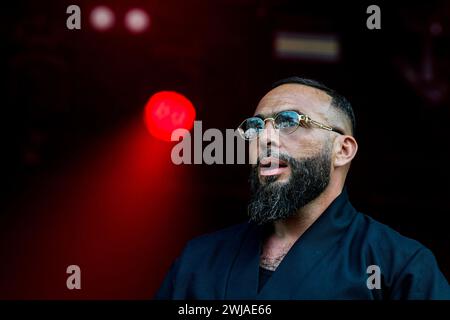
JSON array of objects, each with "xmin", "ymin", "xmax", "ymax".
[
  {"xmin": 258, "ymin": 267, "xmax": 274, "ymax": 293},
  {"xmin": 155, "ymin": 189, "xmax": 450, "ymax": 299}
]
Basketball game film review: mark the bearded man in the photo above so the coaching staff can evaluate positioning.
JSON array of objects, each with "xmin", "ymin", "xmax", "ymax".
[{"xmin": 155, "ymin": 77, "xmax": 450, "ymax": 299}]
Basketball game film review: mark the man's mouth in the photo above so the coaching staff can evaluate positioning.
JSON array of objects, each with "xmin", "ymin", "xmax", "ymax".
[{"xmin": 259, "ymin": 157, "xmax": 289, "ymax": 176}]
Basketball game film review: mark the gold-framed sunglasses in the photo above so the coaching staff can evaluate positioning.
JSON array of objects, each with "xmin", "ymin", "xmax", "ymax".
[{"xmin": 237, "ymin": 110, "xmax": 344, "ymax": 140}]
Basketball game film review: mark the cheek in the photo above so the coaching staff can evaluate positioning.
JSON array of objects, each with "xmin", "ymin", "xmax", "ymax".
[{"xmin": 282, "ymin": 133, "xmax": 323, "ymax": 157}]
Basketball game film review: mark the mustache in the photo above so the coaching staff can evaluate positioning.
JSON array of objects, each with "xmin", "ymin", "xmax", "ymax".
[
  {"xmin": 256, "ymin": 151, "xmax": 292, "ymax": 167},
  {"xmin": 253, "ymin": 153, "xmax": 297, "ymax": 169}
]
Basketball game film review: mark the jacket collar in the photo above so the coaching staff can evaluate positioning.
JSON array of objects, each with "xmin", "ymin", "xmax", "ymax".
[{"xmin": 225, "ymin": 188, "xmax": 358, "ymax": 299}]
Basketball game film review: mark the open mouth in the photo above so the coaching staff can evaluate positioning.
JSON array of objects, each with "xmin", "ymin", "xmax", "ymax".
[{"xmin": 259, "ymin": 157, "xmax": 289, "ymax": 176}]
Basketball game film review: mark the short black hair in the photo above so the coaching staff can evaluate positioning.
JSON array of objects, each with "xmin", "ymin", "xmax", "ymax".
[{"xmin": 271, "ymin": 76, "xmax": 356, "ymax": 135}]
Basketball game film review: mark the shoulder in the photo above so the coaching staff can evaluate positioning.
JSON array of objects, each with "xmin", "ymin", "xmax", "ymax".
[
  {"xmin": 352, "ymin": 212, "xmax": 428, "ymax": 265},
  {"xmin": 360, "ymin": 214, "xmax": 425, "ymax": 255},
  {"xmin": 351, "ymin": 212, "xmax": 445, "ymax": 283},
  {"xmin": 357, "ymin": 213, "xmax": 450, "ymax": 298}
]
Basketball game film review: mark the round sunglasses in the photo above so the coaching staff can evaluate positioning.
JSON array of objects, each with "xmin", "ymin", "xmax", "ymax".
[{"xmin": 237, "ymin": 110, "xmax": 344, "ymax": 140}]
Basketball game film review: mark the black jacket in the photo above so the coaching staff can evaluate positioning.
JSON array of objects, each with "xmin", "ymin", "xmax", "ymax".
[{"xmin": 155, "ymin": 190, "xmax": 450, "ymax": 299}]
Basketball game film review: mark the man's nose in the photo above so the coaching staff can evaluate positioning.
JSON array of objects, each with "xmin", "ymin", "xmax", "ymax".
[{"xmin": 259, "ymin": 119, "xmax": 280, "ymax": 149}]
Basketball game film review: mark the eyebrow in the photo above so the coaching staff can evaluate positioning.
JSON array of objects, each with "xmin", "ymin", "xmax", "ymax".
[{"xmin": 254, "ymin": 108, "xmax": 306, "ymax": 119}]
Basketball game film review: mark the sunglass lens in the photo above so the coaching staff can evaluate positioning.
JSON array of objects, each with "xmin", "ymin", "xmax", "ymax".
[
  {"xmin": 238, "ymin": 117, "xmax": 264, "ymax": 140},
  {"xmin": 275, "ymin": 111, "xmax": 300, "ymax": 133}
]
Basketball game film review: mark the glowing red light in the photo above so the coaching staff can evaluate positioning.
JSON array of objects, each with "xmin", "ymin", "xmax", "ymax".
[
  {"xmin": 144, "ymin": 91, "xmax": 196, "ymax": 142},
  {"xmin": 124, "ymin": 8, "xmax": 150, "ymax": 34},
  {"xmin": 90, "ymin": 6, "xmax": 115, "ymax": 31}
]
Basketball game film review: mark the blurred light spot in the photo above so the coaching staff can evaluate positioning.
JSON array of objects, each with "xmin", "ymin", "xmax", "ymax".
[
  {"xmin": 274, "ymin": 32, "xmax": 340, "ymax": 62},
  {"xmin": 430, "ymin": 22, "xmax": 443, "ymax": 36},
  {"xmin": 144, "ymin": 91, "xmax": 196, "ymax": 142},
  {"xmin": 125, "ymin": 8, "xmax": 150, "ymax": 34},
  {"xmin": 90, "ymin": 6, "xmax": 115, "ymax": 31}
]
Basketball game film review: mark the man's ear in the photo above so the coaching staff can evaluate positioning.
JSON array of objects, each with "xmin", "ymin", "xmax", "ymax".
[{"xmin": 333, "ymin": 135, "xmax": 358, "ymax": 168}]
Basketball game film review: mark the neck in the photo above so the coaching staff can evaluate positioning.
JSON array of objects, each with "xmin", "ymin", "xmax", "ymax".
[{"xmin": 271, "ymin": 184, "xmax": 343, "ymax": 240}]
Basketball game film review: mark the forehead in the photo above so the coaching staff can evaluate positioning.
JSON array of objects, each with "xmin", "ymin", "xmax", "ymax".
[{"xmin": 254, "ymin": 84, "xmax": 332, "ymax": 119}]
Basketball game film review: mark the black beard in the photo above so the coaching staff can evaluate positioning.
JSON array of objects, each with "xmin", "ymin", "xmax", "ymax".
[{"xmin": 247, "ymin": 147, "xmax": 331, "ymax": 225}]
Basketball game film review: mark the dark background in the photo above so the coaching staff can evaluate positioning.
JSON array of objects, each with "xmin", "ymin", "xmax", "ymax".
[{"xmin": 0, "ymin": 0, "xmax": 449, "ymax": 299}]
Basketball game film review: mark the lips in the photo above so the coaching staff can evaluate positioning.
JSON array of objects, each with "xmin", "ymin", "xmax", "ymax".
[{"xmin": 259, "ymin": 157, "xmax": 289, "ymax": 176}]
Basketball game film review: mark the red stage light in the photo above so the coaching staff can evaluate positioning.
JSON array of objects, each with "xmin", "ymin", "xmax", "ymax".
[
  {"xmin": 144, "ymin": 91, "xmax": 196, "ymax": 142},
  {"xmin": 90, "ymin": 6, "xmax": 115, "ymax": 31},
  {"xmin": 124, "ymin": 8, "xmax": 150, "ymax": 34}
]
